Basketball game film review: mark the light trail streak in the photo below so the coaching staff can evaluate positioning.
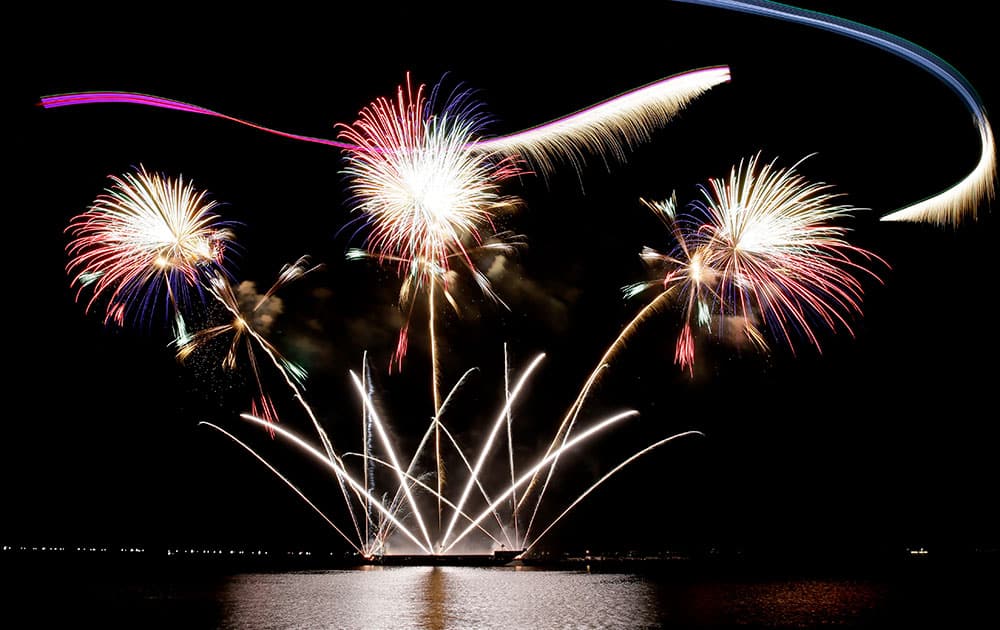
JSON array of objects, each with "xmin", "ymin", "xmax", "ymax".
[
  {"xmin": 441, "ymin": 353, "xmax": 546, "ymax": 548},
  {"xmin": 677, "ymin": 0, "xmax": 995, "ymax": 225},
  {"xmin": 239, "ymin": 413, "xmax": 432, "ymax": 554},
  {"xmin": 442, "ymin": 410, "xmax": 639, "ymax": 553},
  {"xmin": 350, "ymin": 371, "xmax": 436, "ymax": 552},
  {"xmin": 200, "ymin": 422, "xmax": 363, "ymax": 554},
  {"xmin": 523, "ymin": 430, "xmax": 705, "ymax": 555}
]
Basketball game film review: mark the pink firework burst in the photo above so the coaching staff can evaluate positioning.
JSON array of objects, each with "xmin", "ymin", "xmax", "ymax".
[
  {"xmin": 337, "ymin": 75, "xmax": 524, "ymax": 370},
  {"xmin": 66, "ymin": 165, "xmax": 235, "ymax": 327},
  {"xmin": 631, "ymin": 154, "xmax": 887, "ymax": 374}
]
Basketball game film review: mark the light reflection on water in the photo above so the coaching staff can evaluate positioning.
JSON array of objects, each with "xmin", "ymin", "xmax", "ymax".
[
  {"xmin": 657, "ymin": 578, "xmax": 889, "ymax": 628},
  {"xmin": 12, "ymin": 559, "xmax": 996, "ymax": 629},
  {"xmin": 220, "ymin": 566, "xmax": 661, "ymax": 629},
  {"xmin": 217, "ymin": 566, "xmax": 892, "ymax": 629}
]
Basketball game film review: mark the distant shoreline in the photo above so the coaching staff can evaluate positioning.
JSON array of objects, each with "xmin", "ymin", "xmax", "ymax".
[{"xmin": 4, "ymin": 544, "xmax": 997, "ymax": 577}]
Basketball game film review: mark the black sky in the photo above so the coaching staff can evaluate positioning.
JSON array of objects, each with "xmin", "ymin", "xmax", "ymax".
[{"xmin": 9, "ymin": 2, "xmax": 997, "ymax": 556}]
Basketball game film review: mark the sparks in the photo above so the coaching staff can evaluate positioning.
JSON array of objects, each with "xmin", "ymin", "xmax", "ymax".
[
  {"xmin": 338, "ymin": 76, "xmax": 525, "ymax": 368},
  {"xmin": 175, "ymin": 258, "xmax": 320, "ymax": 429},
  {"xmin": 632, "ymin": 154, "xmax": 887, "ymax": 373},
  {"xmin": 66, "ymin": 165, "xmax": 235, "ymax": 327}
]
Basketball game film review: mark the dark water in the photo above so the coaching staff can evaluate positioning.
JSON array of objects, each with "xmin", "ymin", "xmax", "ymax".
[{"xmin": 5, "ymin": 556, "xmax": 998, "ymax": 628}]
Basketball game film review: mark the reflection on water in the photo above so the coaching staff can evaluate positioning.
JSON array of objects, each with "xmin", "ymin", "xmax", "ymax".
[
  {"xmin": 656, "ymin": 578, "xmax": 889, "ymax": 628},
  {"xmin": 8, "ymin": 560, "xmax": 998, "ymax": 629},
  {"xmin": 421, "ymin": 567, "xmax": 446, "ymax": 630},
  {"xmin": 219, "ymin": 566, "xmax": 661, "ymax": 629}
]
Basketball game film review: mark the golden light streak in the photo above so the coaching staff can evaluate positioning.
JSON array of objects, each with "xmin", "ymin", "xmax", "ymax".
[{"xmin": 472, "ymin": 66, "xmax": 732, "ymax": 177}]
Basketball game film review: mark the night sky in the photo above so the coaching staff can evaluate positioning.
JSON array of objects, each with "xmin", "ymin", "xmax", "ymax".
[{"xmin": 10, "ymin": 2, "xmax": 997, "ymax": 557}]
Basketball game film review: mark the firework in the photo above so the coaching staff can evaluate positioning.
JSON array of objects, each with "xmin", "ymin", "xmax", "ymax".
[
  {"xmin": 629, "ymin": 154, "xmax": 886, "ymax": 373},
  {"xmin": 222, "ymin": 358, "xmax": 697, "ymax": 557},
  {"xmin": 337, "ymin": 76, "xmax": 524, "ymax": 366},
  {"xmin": 44, "ymin": 4, "xmax": 995, "ymax": 225},
  {"xmin": 338, "ymin": 76, "xmax": 528, "ymax": 525},
  {"xmin": 189, "ymin": 339, "xmax": 706, "ymax": 558},
  {"xmin": 440, "ymin": 353, "xmax": 546, "ymax": 549},
  {"xmin": 513, "ymin": 156, "xmax": 885, "ymax": 533},
  {"xmin": 174, "ymin": 258, "xmax": 321, "ymax": 428},
  {"xmin": 174, "ymin": 256, "xmax": 363, "ymax": 527},
  {"xmin": 66, "ymin": 165, "xmax": 234, "ymax": 328}
]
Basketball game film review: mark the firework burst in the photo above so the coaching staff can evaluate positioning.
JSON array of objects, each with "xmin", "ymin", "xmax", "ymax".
[
  {"xmin": 514, "ymin": 156, "xmax": 886, "ymax": 529},
  {"xmin": 65, "ymin": 165, "xmax": 235, "ymax": 329},
  {"xmin": 337, "ymin": 76, "xmax": 528, "ymax": 524},
  {"xmin": 631, "ymin": 154, "xmax": 887, "ymax": 374},
  {"xmin": 337, "ymin": 76, "xmax": 525, "ymax": 364}
]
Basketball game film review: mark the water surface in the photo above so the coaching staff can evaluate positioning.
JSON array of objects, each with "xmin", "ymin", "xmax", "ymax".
[{"xmin": 7, "ymin": 557, "xmax": 997, "ymax": 628}]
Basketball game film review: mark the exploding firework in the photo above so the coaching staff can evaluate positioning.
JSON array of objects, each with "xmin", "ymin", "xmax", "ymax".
[
  {"xmin": 65, "ymin": 165, "xmax": 234, "ymax": 329},
  {"xmin": 627, "ymin": 154, "xmax": 886, "ymax": 374},
  {"xmin": 512, "ymin": 156, "xmax": 887, "ymax": 528},
  {"xmin": 337, "ymin": 76, "xmax": 528, "ymax": 524},
  {"xmin": 337, "ymin": 75, "xmax": 525, "ymax": 371}
]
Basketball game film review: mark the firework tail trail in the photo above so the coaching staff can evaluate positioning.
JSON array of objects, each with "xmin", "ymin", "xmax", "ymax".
[
  {"xmin": 200, "ymin": 422, "xmax": 365, "ymax": 554},
  {"xmin": 42, "ymin": 9, "xmax": 991, "ymax": 212},
  {"xmin": 503, "ymin": 343, "xmax": 519, "ymax": 547},
  {"xmin": 45, "ymin": 7, "xmax": 992, "ymax": 224},
  {"xmin": 362, "ymin": 351, "xmax": 372, "ymax": 549},
  {"xmin": 441, "ymin": 353, "xmax": 546, "ymax": 549},
  {"xmin": 350, "ymin": 371, "xmax": 435, "ymax": 552},
  {"xmin": 470, "ymin": 67, "xmax": 731, "ymax": 178},
  {"xmin": 40, "ymin": 93, "xmax": 361, "ymax": 149},
  {"xmin": 429, "ymin": 279, "xmax": 443, "ymax": 532},
  {"xmin": 239, "ymin": 413, "xmax": 432, "ymax": 554},
  {"xmin": 39, "ymin": 67, "xmax": 731, "ymax": 164},
  {"xmin": 442, "ymin": 410, "xmax": 639, "ymax": 554},
  {"xmin": 523, "ymin": 430, "xmax": 705, "ymax": 555},
  {"xmin": 676, "ymin": 0, "xmax": 995, "ymax": 225},
  {"xmin": 519, "ymin": 291, "xmax": 676, "ymax": 542}
]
